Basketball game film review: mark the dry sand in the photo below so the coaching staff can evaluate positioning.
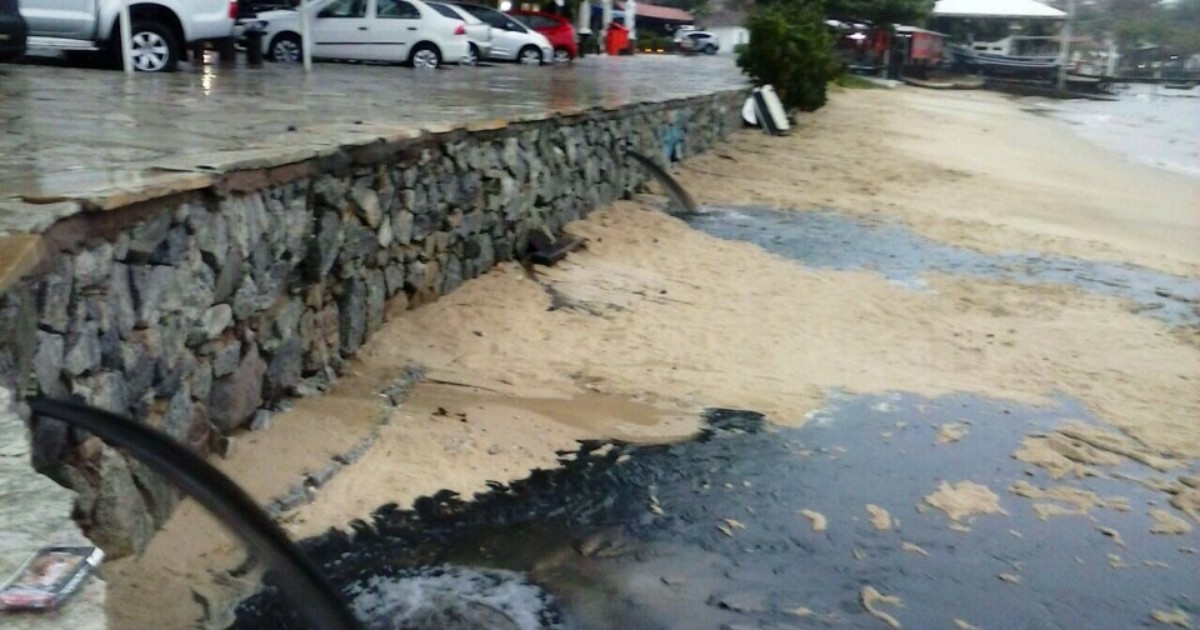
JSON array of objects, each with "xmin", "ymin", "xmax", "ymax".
[{"xmin": 104, "ymin": 87, "xmax": 1200, "ymax": 628}]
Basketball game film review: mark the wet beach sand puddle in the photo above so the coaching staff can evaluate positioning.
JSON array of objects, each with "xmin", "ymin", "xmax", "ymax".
[
  {"xmin": 235, "ymin": 392, "xmax": 1199, "ymax": 629},
  {"xmin": 685, "ymin": 206, "xmax": 1200, "ymax": 325}
]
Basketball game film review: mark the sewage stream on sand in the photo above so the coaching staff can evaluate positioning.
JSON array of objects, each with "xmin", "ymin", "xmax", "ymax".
[
  {"xmin": 685, "ymin": 206, "xmax": 1200, "ymax": 326},
  {"xmin": 235, "ymin": 392, "xmax": 1199, "ymax": 629}
]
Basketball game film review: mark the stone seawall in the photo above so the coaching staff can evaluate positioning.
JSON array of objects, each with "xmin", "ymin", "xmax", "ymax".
[{"xmin": 0, "ymin": 90, "xmax": 744, "ymax": 558}]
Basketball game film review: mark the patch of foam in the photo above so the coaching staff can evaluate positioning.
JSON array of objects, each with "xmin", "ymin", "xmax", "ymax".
[{"xmin": 347, "ymin": 565, "xmax": 560, "ymax": 630}]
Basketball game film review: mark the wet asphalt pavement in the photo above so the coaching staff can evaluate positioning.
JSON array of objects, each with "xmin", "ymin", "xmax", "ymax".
[
  {"xmin": 0, "ymin": 55, "xmax": 744, "ymax": 204},
  {"xmin": 233, "ymin": 206, "xmax": 1199, "ymax": 630}
]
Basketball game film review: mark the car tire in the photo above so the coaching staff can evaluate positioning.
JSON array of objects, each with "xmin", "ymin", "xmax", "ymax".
[
  {"xmin": 268, "ymin": 33, "xmax": 302, "ymax": 63},
  {"xmin": 125, "ymin": 21, "xmax": 180, "ymax": 72},
  {"xmin": 518, "ymin": 45, "xmax": 542, "ymax": 66},
  {"xmin": 553, "ymin": 47, "xmax": 571, "ymax": 64},
  {"xmin": 465, "ymin": 43, "xmax": 480, "ymax": 66},
  {"xmin": 703, "ymin": 44, "xmax": 717, "ymax": 55},
  {"xmin": 409, "ymin": 42, "xmax": 441, "ymax": 69}
]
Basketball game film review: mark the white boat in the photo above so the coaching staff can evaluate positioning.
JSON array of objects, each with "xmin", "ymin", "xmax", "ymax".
[{"xmin": 949, "ymin": 35, "xmax": 1060, "ymax": 76}]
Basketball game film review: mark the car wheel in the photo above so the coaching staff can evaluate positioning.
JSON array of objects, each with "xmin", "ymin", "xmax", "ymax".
[
  {"xmin": 553, "ymin": 47, "xmax": 571, "ymax": 64},
  {"xmin": 410, "ymin": 43, "xmax": 441, "ymax": 69},
  {"xmin": 518, "ymin": 45, "xmax": 542, "ymax": 66},
  {"xmin": 268, "ymin": 33, "xmax": 302, "ymax": 63},
  {"xmin": 465, "ymin": 43, "xmax": 480, "ymax": 66},
  {"xmin": 126, "ymin": 21, "xmax": 179, "ymax": 72},
  {"xmin": 703, "ymin": 44, "xmax": 717, "ymax": 55}
]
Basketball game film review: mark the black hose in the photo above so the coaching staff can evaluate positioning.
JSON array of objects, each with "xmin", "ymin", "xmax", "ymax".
[
  {"xmin": 624, "ymin": 147, "xmax": 699, "ymax": 215},
  {"xmin": 26, "ymin": 397, "xmax": 362, "ymax": 630}
]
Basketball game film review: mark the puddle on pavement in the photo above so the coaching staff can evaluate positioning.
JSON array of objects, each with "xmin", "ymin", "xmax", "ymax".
[
  {"xmin": 684, "ymin": 206, "xmax": 1200, "ymax": 326},
  {"xmin": 234, "ymin": 392, "xmax": 1199, "ymax": 629}
]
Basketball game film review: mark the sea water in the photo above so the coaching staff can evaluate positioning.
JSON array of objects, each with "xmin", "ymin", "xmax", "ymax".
[{"xmin": 1031, "ymin": 83, "xmax": 1200, "ymax": 179}]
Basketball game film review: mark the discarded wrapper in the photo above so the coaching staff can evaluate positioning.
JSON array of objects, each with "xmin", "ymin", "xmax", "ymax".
[{"xmin": 0, "ymin": 546, "xmax": 104, "ymax": 612}]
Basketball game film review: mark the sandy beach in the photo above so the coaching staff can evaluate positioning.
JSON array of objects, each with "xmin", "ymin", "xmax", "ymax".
[{"xmin": 104, "ymin": 85, "xmax": 1200, "ymax": 628}]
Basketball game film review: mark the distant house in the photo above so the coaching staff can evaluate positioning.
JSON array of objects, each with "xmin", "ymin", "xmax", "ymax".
[
  {"xmin": 928, "ymin": 0, "xmax": 1066, "ymax": 77},
  {"xmin": 588, "ymin": 1, "xmax": 694, "ymax": 37}
]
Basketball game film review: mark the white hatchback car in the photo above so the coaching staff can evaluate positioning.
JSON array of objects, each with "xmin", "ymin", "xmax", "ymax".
[
  {"xmin": 256, "ymin": 0, "xmax": 469, "ymax": 68},
  {"xmin": 449, "ymin": 2, "xmax": 551, "ymax": 65},
  {"xmin": 424, "ymin": 1, "xmax": 491, "ymax": 65}
]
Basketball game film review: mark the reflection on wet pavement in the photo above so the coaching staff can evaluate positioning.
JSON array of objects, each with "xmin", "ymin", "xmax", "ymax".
[
  {"xmin": 0, "ymin": 57, "xmax": 745, "ymax": 203},
  {"xmin": 685, "ymin": 206, "xmax": 1200, "ymax": 325},
  {"xmin": 234, "ymin": 392, "xmax": 1198, "ymax": 629}
]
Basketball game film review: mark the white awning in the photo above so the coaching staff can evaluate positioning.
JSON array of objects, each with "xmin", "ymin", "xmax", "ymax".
[{"xmin": 932, "ymin": 0, "xmax": 1066, "ymax": 19}]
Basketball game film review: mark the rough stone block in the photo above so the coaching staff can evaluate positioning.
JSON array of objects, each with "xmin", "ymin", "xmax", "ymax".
[
  {"xmin": 90, "ymin": 447, "xmax": 154, "ymax": 557},
  {"xmin": 38, "ymin": 259, "xmax": 73, "ymax": 334},
  {"xmin": 365, "ymin": 270, "xmax": 385, "ymax": 336},
  {"xmin": 208, "ymin": 348, "xmax": 266, "ymax": 431},
  {"xmin": 265, "ymin": 336, "xmax": 302, "ymax": 399},
  {"xmin": 338, "ymin": 277, "xmax": 367, "ymax": 356},
  {"xmin": 125, "ymin": 211, "xmax": 172, "ymax": 262},
  {"xmin": 210, "ymin": 338, "xmax": 243, "ymax": 378},
  {"xmin": 350, "ymin": 184, "xmax": 383, "ymax": 228},
  {"xmin": 64, "ymin": 322, "xmax": 101, "ymax": 377},
  {"xmin": 74, "ymin": 242, "xmax": 114, "ymax": 288},
  {"xmin": 33, "ymin": 331, "xmax": 66, "ymax": 399}
]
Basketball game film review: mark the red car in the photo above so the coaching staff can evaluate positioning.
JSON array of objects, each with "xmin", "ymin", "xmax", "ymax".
[{"xmin": 509, "ymin": 10, "xmax": 576, "ymax": 63}]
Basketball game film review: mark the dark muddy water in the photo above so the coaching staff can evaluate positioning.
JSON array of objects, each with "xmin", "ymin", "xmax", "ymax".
[
  {"xmin": 684, "ymin": 206, "xmax": 1200, "ymax": 326},
  {"xmin": 234, "ymin": 392, "xmax": 1199, "ymax": 629}
]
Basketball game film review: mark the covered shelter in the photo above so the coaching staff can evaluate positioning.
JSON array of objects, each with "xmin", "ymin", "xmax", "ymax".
[
  {"xmin": 588, "ymin": 1, "xmax": 693, "ymax": 38},
  {"xmin": 928, "ymin": 0, "xmax": 1067, "ymax": 78}
]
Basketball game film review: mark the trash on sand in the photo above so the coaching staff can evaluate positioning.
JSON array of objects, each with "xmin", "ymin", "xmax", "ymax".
[{"xmin": 0, "ymin": 547, "xmax": 103, "ymax": 612}]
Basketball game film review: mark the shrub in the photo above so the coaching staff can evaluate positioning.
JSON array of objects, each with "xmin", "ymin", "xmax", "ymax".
[{"xmin": 736, "ymin": 1, "xmax": 837, "ymax": 111}]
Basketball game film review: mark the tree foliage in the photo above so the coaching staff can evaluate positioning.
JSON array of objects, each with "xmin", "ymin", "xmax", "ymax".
[
  {"xmin": 1072, "ymin": 0, "xmax": 1200, "ymax": 55},
  {"xmin": 737, "ymin": 0, "xmax": 837, "ymax": 111},
  {"xmin": 822, "ymin": 0, "xmax": 934, "ymax": 26}
]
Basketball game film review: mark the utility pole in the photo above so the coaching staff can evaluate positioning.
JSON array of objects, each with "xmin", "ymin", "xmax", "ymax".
[
  {"xmin": 300, "ymin": 0, "xmax": 313, "ymax": 72},
  {"xmin": 1056, "ymin": 0, "xmax": 1075, "ymax": 90},
  {"xmin": 119, "ymin": 0, "xmax": 134, "ymax": 73}
]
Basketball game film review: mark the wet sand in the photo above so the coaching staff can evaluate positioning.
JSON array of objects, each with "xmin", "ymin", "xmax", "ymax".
[{"xmin": 104, "ymin": 86, "xmax": 1200, "ymax": 628}]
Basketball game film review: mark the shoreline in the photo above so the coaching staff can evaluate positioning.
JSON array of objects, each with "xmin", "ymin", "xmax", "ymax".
[
  {"xmin": 1025, "ymin": 84, "xmax": 1200, "ymax": 181},
  {"xmin": 675, "ymin": 85, "xmax": 1200, "ymax": 277}
]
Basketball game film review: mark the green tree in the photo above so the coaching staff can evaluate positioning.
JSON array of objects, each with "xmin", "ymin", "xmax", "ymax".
[
  {"xmin": 822, "ymin": 0, "xmax": 934, "ymax": 25},
  {"xmin": 737, "ymin": 1, "xmax": 837, "ymax": 110},
  {"xmin": 1160, "ymin": 0, "xmax": 1200, "ymax": 55}
]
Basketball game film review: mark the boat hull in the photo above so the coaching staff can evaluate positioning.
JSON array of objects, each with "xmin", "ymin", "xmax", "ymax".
[{"xmin": 950, "ymin": 45, "xmax": 1059, "ymax": 79}]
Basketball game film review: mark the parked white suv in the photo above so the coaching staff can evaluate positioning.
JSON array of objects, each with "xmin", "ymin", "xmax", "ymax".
[{"xmin": 20, "ymin": 0, "xmax": 236, "ymax": 71}]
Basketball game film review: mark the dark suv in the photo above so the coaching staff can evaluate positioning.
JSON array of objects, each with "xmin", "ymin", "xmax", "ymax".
[{"xmin": 0, "ymin": 0, "xmax": 27, "ymax": 62}]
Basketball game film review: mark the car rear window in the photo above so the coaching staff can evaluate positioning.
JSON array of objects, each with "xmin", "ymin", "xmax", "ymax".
[
  {"xmin": 428, "ymin": 3, "xmax": 462, "ymax": 19},
  {"xmin": 377, "ymin": 0, "xmax": 421, "ymax": 19}
]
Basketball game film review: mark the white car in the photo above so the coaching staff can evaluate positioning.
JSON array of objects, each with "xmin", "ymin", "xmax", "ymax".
[
  {"xmin": 255, "ymin": 0, "xmax": 469, "ymax": 68},
  {"xmin": 676, "ymin": 30, "xmax": 719, "ymax": 55},
  {"xmin": 449, "ymin": 2, "xmax": 550, "ymax": 65},
  {"xmin": 20, "ymin": 0, "xmax": 235, "ymax": 72},
  {"xmin": 425, "ymin": 1, "xmax": 490, "ymax": 65}
]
